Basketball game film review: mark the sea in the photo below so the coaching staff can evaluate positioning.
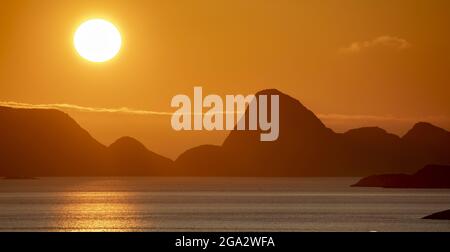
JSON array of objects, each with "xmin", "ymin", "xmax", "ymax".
[{"xmin": 0, "ymin": 177, "xmax": 449, "ymax": 231}]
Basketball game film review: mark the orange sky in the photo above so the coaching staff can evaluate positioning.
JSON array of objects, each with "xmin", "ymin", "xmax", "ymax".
[{"xmin": 1, "ymin": 0, "xmax": 450, "ymax": 158}]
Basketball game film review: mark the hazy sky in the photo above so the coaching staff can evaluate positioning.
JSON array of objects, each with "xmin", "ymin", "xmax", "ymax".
[{"xmin": 1, "ymin": 0, "xmax": 449, "ymax": 158}]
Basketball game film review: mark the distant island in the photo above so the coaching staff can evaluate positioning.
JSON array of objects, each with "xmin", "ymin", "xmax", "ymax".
[
  {"xmin": 1, "ymin": 89, "xmax": 449, "ymax": 177},
  {"xmin": 352, "ymin": 164, "xmax": 450, "ymax": 188},
  {"xmin": 423, "ymin": 209, "xmax": 450, "ymax": 220}
]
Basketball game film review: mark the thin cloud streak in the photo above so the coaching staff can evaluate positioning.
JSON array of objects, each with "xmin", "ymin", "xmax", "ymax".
[
  {"xmin": 0, "ymin": 101, "xmax": 243, "ymax": 116},
  {"xmin": 339, "ymin": 35, "xmax": 412, "ymax": 54},
  {"xmin": 0, "ymin": 101, "xmax": 173, "ymax": 116},
  {"xmin": 1, "ymin": 101, "xmax": 449, "ymax": 124}
]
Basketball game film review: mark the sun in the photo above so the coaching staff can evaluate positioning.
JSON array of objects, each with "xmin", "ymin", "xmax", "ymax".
[{"xmin": 74, "ymin": 19, "xmax": 122, "ymax": 63}]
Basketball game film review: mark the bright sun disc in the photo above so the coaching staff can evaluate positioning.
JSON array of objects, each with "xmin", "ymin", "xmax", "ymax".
[{"xmin": 74, "ymin": 19, "xmax": 122, "ymax": 62}]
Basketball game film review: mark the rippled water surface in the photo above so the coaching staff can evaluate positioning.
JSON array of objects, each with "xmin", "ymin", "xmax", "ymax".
[{"xmin": 0, "ymin": 177, "xmax": 449, "ymax": 231}]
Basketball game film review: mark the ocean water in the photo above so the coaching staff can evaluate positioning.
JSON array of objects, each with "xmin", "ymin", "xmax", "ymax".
[{"xmin": 0, "ymin": 177, "xmax": 449, "ymax": 232}]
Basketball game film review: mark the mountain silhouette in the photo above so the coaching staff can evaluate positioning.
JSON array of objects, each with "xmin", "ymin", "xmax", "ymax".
[
  {"xmin": 108, "ymin": 136, "xmax": 173, "ymax": 176},
  {"xmin": 174, "ymin": 89, "xmax": 450, "ymax": 176},
  {"xmin": 423, "ymin": 209, "xmax": 450, "ymax": 220},
  {"xmin": 352, "ymin": 164, "xmax": 450, "ymax": 188},
  {"xmin": 402, "ymin": 122, "xmax": 450, "ymax": 163},
  {"xmin": 0, "ymin": 106, "xmax": 172, "ymax": 176},
  {"xmin": 1, "ymin": 88, "xmax": 449, "ymax": 177}
]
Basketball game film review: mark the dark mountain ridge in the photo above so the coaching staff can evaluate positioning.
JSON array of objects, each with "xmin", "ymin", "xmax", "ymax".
[
  {"xmin": 1, "ymin": 88, "xmax": 449, "ymax": 177},
  {"xmin": 108, "ymin": 136, "xmax": 173, "ymax": 176},
  {"xmin": 174, "ymin": 89, "xmax": 450, "ymax": 176},
  {"xmin": 0, "ymin": 106, "xmax": 172, "ymax": 176}
]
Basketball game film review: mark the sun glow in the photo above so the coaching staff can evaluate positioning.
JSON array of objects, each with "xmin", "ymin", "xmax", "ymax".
[{"xmin": 74, "ymin": 19, "xmax": 122, "ymax": 63}]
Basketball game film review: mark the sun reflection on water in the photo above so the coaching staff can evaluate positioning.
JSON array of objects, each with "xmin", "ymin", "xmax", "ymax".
[{"xmin": 52, "ymin": 192, "xmax": 141, "ymax": 232}]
